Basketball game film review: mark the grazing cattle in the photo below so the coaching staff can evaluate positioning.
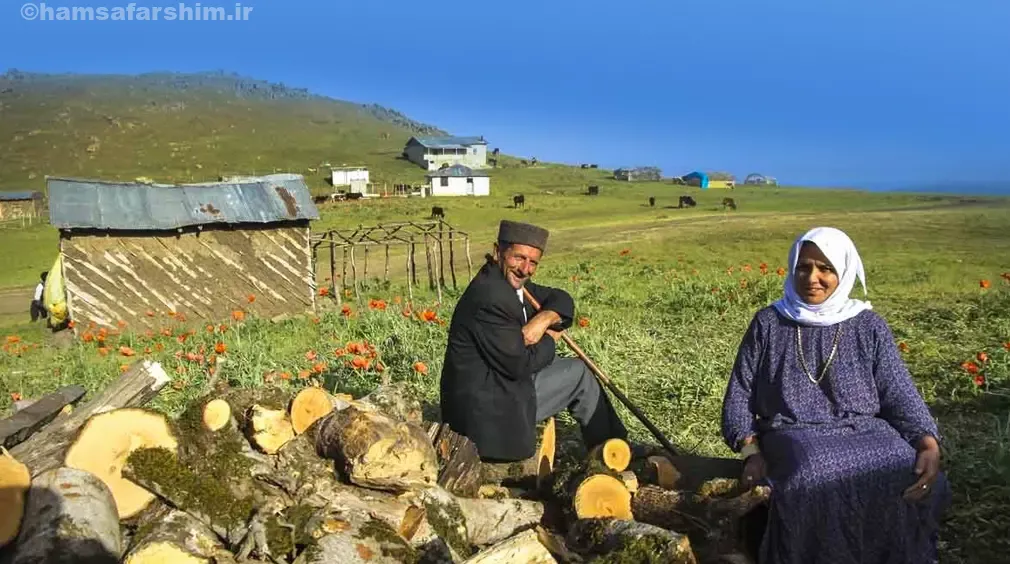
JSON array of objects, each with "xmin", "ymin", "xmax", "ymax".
[
  {"xmin": 581, "ymin": 164, "xmax": 589, "ymax": 169},
  {"xmin": 520, "ymin": 159, "xmax": 529, "ymax": 166},
  {"xmin": 722, "ymin": 197, "xmax": 737, "ymax": 210},
  {"xmin": 678, "ymin": 196, "xmax": 697, "ymax": 208},
  {"xmin": 649, "ymin": 196, "xmax": 656, "ymax": 207},
  {"xmin": 587, "ymin": 186, "xmax": 599, "ymax": 196},
  {"xmin": 513, "ymin": 194, "xmax": 525, "ymax": 208},
  {"xmin": 430, "ymin": 206, "xmax": 445, "ymax": 219}
]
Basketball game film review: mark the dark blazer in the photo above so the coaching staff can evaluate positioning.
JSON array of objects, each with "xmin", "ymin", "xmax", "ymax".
[{"xmin": 439, "ymin": 261, "xmax": 575, "ymax": 461}]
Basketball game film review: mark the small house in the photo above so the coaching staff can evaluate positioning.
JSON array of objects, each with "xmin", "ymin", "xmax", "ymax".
[
  {"xmin": 46, "ymin": 173, "xmax": 321, "ymax": 331},
  {"xmin": 681, "ymin": 171, "xmax": 735, "ymax": 189},
  {"xmin": 425, "ymin": 165, "xmax": 490, "ymax": 197},
  {"xmin": 404, "ymin": 136, "xmax": 488, "ymax": 171},
  {"xmin": 614, "ymin": 167, "xmax": 662, "ymax": 182},
  {"xmin": 744, "ymin": 173, "xmax": 777, "ymax": 186},
  {"xmin": 330, "ymin": 166, "xmax": 370, "ymax": 194},
  {"xmin": 0, "ymin": 191, "xmax": 45, "ymax": 221}
]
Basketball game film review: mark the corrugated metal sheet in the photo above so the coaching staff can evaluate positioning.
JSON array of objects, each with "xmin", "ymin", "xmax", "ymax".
[
  {"xmin": 425, "ymin": 164, "xmax": 489, "ymax": 178},
  {"xmin": 0, "ymin": 191, "xmax": 43, "ymax": 201},
  {"xmin": 410, "ymin": 135, "xmax": 487, "ymax": 149},
  {"xmin": 47, "ymin": 173, "xmax": 321, "ymax": 230}
]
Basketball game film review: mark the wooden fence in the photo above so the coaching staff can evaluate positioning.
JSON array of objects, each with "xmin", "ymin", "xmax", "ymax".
[{"xmin": 310, "ymin": 220, "xmax": 473, "ymax": 305}]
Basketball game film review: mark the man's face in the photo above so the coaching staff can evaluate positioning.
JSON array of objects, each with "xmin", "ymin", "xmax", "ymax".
[{"xmin": 498, "ymin": 243, "xmax": 542, "ymax": 289}]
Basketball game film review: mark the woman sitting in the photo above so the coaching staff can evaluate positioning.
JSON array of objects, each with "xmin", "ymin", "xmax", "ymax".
[{"xmin": 721, "ymin": 227, "xmax": 951, "ymax": 564}]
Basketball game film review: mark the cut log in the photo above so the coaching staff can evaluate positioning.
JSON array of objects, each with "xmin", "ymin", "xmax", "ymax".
[
  {"xmin": 0, "ymin": 448, "xmax": 30, "ymax": 548},
  {"xmin": 462, "ymin": 529, "xmax": 557, "ymax": 564},
  {"xmin": 619, "ymin": 470, "xmax": 639, "ymax": 494},
  {"xmin": 290, "ymin": 387, "xmax": 342, "ymax": 435},
  {"xmin": 9, "ymin": 360, "xmax": 171, "ymax": 477},
  {"xmin": 123, "ymin": 505, "xmax": 228, "ymax": 564},
  {"xmin": 0, "ymin": 385, "xmax": 86, "ymax": 449},
  {"xmin": 297, "ymin": 507, "xmax": 420, "ymax": 564},
  {"xmin": 63, "ymin": 408, "xmax": 179, "ymax": 520},
  {"xmin": 573, "ymin": 474, "xmax": 632, "ymax": 520},
  {"xmin": 353, "ymin": 381, "xmax": 423, "ymax": 425},
  {"xmin": 314, "ymin": 404, "xmax": 438, "ymax": 492},
  {"xmin": 202, "ymin": 399, "xmax": 231, "ymax": 432},
  {"xmin": 536, "ymin": 417, "xmax": 556, "ymax": 489},
  {"xmin": 426, "ymin": 422, "xmax": 482, "ymax": 498},
  {"xmin": 588, "ymin": 438, "xmax": 631, "ymax": 474},
  {"xmin": 456, "ymin": 496, "xmax": 545, "ymax": 547},
  {"xmin": 565, "ymin": 518, "xmax": 696, "ymax": 563},
  {"xmin": 247, "ymin": 404, "xmax": 295, "ymax": 454},
  {"xmin": 11, "ymin": 467, "xmax": 123, "ymax": 564}
]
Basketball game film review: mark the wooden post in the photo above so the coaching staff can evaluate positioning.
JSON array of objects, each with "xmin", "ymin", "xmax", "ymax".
[
  {"xmin": 438, "ymin": 220, "xmax": 446, "ymax": 289},
  {"xmin": 384, "ymin": 244, "xmax": 390, "ymax": 283},
  {"xmin": 341, "ymin": 246, "xmax": 348, "ymax": 294},
  {"xmin": 434, "ymin": 236, "xmax": 443, "ymax": 304},
  {"xmin": 448, "ymin": 228, "xmax": 457, "ymax": 288},
  {"xmin": 425, "ymin": 235, "xmax": 435, "ymax": 291},
  {"xmin": 364, "ymin": 246, "xmax": 369, "ymax": 282},
  {"xmin": 465, "ymin": 237, "xmax": 473, "ymax": 279},
  {"xmin": 350, "ymin": 245, "xmax": 360, "ymax": 302},
  {"xmin": 405, "ymin": 242, "xmax": 414, "ymax": 305},
  {"xmin": 410, "ymin": 241, "xmax": 418, "ymax": 286},
  {"xmin": 328, "ymin": 232, "xmax": 337, "ymax": 300}
]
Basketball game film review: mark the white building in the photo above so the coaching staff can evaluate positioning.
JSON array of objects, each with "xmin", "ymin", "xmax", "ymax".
[
  {"xmin": 425, "ymin": 164, "xmax": 490, "ymax": 197},
  {"xmin": 403, "ymin": 136, "xmax": 488, "ymax": 171},
  {"xmin": 330, "ymin": 166, "xmax": 370, "ymax": 194}
]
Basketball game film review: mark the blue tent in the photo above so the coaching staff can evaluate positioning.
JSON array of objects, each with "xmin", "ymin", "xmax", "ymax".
[{"xmin": 682, "ymin": 171, "xmax": 709, "ymax": 188}]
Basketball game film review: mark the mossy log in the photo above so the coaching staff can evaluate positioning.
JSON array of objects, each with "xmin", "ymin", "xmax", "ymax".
[
  {"xmin": 353, "ymin": 381, "xmax": 424, "ymax": 425},
  {"xmin": 565, "ymin": 518, "xmax": 697, "ymax": 564},
  {"xmin": 11, "ymin": 467, "xmax": 123, "ymax": 564},
  {"xmin": 122, "ymin": 505, "xmax": 228, "ymax": 564},
  {"xmin": 295, "ymin": 506, "xmax": 421, "ymax": 564},
  {"xmin": 314, "ymin": 404, "xmax": 438, "ymax": 492},
  {"xmin": 456, "ymin": 496, "xmax": 545, "ymax": 547},
  {"xmin": 9, "ymin": 360, "xmax": 171, "ymax": 478},
  {"xmin": 461, "ymin": 529, "xmax": 557, "ymax": 564},
  {"xmin": 0, "ymin": 385, "xmax": 86, "ymax": 449},
  {"xmin": 0, "ymin": 448, "xmax": 31, "ymax": 548},
  {"xmin": 63, "ymin": 408, "xmax": 180, "ymax": 520}
]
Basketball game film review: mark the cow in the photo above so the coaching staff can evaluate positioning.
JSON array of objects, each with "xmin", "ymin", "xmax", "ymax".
[
  {"xmin": 430, "ymin": 206, "xmax": 445, "ymax": 219},
  {"xmin": 649, "ymin": 197, "xmax": 656, "ymax": 207},
  {"xmin": 513, "ymin": 194, "xmax": 525, "ymax": 208},
  {"xmin": 678, "ymin": 196, "xmax": 697, "ymax": 208},
  {"xmin": 587, "ymin": 186, "xmax": 599, "ymax": 196},
  {"xmin": 722, "ymin": 197, "xmax": 737, "ymax": 210}
]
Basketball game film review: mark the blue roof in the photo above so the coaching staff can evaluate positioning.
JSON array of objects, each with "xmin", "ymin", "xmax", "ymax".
[
  {"xmin": 0, "ymin": 191, "xmax": 43, "ymax": 201},
  {"xmin": 409, "ymin": 135, "xmax": 487, "ymax": 149},
  {"xmin": 47, "ymin": 173, "xmax": 320, "ymax": 230},
  {"xmin": 425, "ymin": 164, "xmax": 489, "ymax": 178}
]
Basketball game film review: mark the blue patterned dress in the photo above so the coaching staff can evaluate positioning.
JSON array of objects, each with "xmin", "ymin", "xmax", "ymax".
[{"xmin": 722, "ymin": 306, "xmax": 951, "ymax": 564}]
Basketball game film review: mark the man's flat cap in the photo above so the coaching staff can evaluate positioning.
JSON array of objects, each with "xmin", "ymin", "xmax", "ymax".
[{"xmin": 497, "ymin": 220, "xmax": 549, "ymax": 252}]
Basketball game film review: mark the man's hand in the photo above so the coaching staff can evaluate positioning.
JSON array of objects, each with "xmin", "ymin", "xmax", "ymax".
[
  {"xmin": 522, "ymin": 310, "xmax": 561, "ymax": 346},
  {"xmin": 903, "ymin": 435, "xmax": 941, "ymax": 502}
]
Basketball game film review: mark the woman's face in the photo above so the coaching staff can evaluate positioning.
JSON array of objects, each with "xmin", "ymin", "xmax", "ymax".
[{"xmin": 794, "ymin": 241, "xmax": 839, "ymax": 305}]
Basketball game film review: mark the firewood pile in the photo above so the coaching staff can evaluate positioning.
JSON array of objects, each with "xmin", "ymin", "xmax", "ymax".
[{"xmin": 0, "ymin": 360, "xmax": 770, "ymax": 564}]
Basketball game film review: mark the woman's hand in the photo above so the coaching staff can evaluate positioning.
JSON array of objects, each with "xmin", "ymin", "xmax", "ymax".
[
  {"xmin": 741, "ymin": 453, "xmax": 767, "ymax": 489},
  {"xmin": 903, "ymin": 435, "xmax": 941, "ymax": 502}
]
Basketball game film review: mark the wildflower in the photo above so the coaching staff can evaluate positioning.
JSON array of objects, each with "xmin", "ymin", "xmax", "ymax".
[
  {"xmin": 413, "ymin": 361, "xmax": 428, "ymax": 375},
  {"xmin": 305, "ymin": 350, "xmax": 318, "ymax": 361},
  {"xmin": 961, "ymin": 361, "xmax": 980, "ymax": 374},
  {"xmin": 232, "ymin": 310, "xmax": 246, "ymax": 321},
  {"xmin": 578, "ymin": 317, "xmax": 590, "ymax": 328},
  {"xmin": 319, "ymin": 287, "xmax": 330, "ymax": 297},
  {"xmin": 974, "ymin": 374, "xmax": 986, "ymax": 387},
  {"xmin": 898, "ymin": 342, "xmax": 909, "ymax": 353},
  {"xmin": 119, "ymin": 346, "xmax": 136, "ymax": 357},
  {"xmin": 977, "ymin": 351, "xmax": 988, "ymax": 363},
  {"xmin": 247, "ymin": 294, "xmax": 256, "ymax": 303},
  {"xmin": 980, "ymin": 279, "xmax": 991, "ymax": 289},
  {"xmin": 215, "ymin": 342, "xmax": 227, "ymax": 354}
]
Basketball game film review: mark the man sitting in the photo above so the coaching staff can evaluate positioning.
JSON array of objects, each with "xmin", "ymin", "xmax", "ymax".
[{"xmin": 439, "ymin": 220, "xmax": 628, "ymax": 462}]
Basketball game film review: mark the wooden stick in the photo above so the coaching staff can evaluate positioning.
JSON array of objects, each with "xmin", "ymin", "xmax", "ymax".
[
  {"xmin": 0, "ymin": 385, "xmax": 86, "ymax": 449},
  {"xmin": 425, "ymin": 236, "xmax": 435, "ymax": 291},
  {"xmin": 406, "ymin": 242, "xmax": 414, "ymax": 304},
  {"xmin": 350, "ymin": 246, "xmax": 360, "ymax": 302},
  {"xmin": 384, "ymin": 243, "xmax": 390, "ymax": 283},
  {"xmin": 438, "ymin": 220, "xmax": 446, "ymax": 289},
  {"xmin": 341, "ymin": 246, "xmax": 348, "ymax": 294},
  {"xmin": 329, "ymin": 232, "xmax": 338, "ymax": 302},
  {"xmin": 411, "ymin": 242, "xmax": 418, "ymax": 286},
  {"xmin": 466, "ymin": 237, "xmax": 473, "ymax": 279},
  {"xmin": 449, "ymin": 228, "xmax": 458, "ymax": 288},
  {"xmin": 364, "ymin": 246, "xmax": 369, "ymax": 281}
]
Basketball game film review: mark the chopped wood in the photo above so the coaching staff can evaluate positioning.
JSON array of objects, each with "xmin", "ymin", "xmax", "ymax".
[
  {"xmin": 588, "ymin": 438, "xmax": 631, "ymax": 474},
  {"xmin": 64, "ymin": 408, "xmax": 179, "ymax": 520},
  {"xmin": 246, "ymin": 404, "xmax": 295, "ymax": 454},
  {"xmin": 461, "ymin": 529, "xmax": 557, "ymax": 563},
  {"xmin": 290, "ymin": 387, "xmax": 342, "ymax": 435},
  {"xmin": 9, "ymin": 360, "xmax": 171, "ymax": 478},
  {"xmin": 11, "ymin": 467, "xmax": 123, "ymax": 564},
  {"xmin": 201, "ymin": 399, "xmax": 231, "ymax": 432},
  {"xmin": 295, "ymin": 505, "xmax": 423, "ymax": 564},
  {"xmin": 619, "ymin": 470, "xmax": 639, "ymax": 494},
  {"xmin": 426, "ymin": 422, "xmax": 482, "ymax": 497},
  {"xmin": 0, "ymin": 385, "xmax": 86, "ymax": 449},
  {"xmin": 122, "ymin": 505, "xmax": 229, "ymax": 564},
  {"xmin": 565, "ymin": 517, "xmax": 697, "ymax": 563},
  {"xmin": 456, "ymin": 496, "xmax": 545, "ymax": 547},
  {"xmin": 0, "ymin": 448, "xmax": 30, "ymax": 548},
  {"xmin": 314, "ymin": 404, "xmax": 438, "ymax": 492},
  {"xmin": 573, "ymin": 474, "xmax": 633, "ymax": 520},
  {"xmin": 352, "ymin": 381, "xmax": 423, "ymax": 425},
  {"xmin": 536, "ymin": 417, "xmax": 556, "ymax": 490}
]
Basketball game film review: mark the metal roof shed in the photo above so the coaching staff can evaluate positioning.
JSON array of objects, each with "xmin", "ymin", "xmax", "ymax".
[{"xmin": 46, "ymin": 174, "xmax": 321, "ymax": 330}]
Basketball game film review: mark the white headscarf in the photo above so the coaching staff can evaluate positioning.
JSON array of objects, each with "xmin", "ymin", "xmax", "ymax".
[{"xmin": 772, "ymin": 227, "xmax": 872, "ymax": 327}]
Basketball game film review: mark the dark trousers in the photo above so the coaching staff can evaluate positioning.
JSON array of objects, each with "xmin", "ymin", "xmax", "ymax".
[
  {"xmin": 30, "ymin": 300, "xmax": 47, "ymax": 322},
  {"xmin": 533, "ymin": 357, "xmax": 628, "ymax": 450}
]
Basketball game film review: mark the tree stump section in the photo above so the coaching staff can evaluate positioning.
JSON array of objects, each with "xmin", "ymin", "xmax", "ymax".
[
  {"xmin": 9, "ymin": 360, "xmax": 171, "ymax": 477},
  {"xmin": 11, "ymin": 467, "xmax": 123, "ymax": 564},
  {"xmin": 123, "ymin": 505, "xmax": 230, "ymax": 564},
  {"xmin": 461, "ymin": 529, "xmax": 557, "ymax": 564}
]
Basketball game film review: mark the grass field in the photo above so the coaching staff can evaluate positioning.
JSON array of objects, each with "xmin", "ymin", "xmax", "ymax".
[
  {"xmin": 1, "ymin": 186, "xmax": 1009, "ymax": 563},
  {"xmin": 3, "ymin": 71, "xmax": 1010, "ymax": 562}
]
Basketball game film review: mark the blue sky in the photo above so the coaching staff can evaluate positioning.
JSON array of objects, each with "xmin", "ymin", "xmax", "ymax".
[{"xmin": 2, "ymin": 0, "xmax": 1009, "ymax": 190}]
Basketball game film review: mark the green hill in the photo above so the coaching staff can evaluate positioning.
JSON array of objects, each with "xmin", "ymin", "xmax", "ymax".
[{"xmin": 0, "ymin": 69, "xmax": 476, "ymax": 192}]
